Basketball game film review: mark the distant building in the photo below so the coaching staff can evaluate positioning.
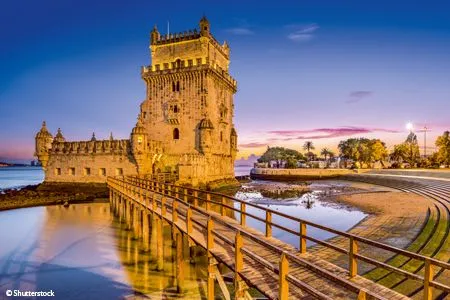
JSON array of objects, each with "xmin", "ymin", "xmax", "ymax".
[
  {"xmin": 31, "ymin": 160, "xmax": 36, "ymax": 166},
  {"xmin": 35, "ymin": 16, "xmax": 238, "ymax": 187}
]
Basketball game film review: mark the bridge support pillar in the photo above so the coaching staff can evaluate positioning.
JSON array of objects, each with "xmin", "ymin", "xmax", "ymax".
[
  {"xmin": 133, "ymin": 206, "xmax": 141, "ymax": 239},
  {"xmin": 156, "ymin": 215, "xmax": 164, "ymax": 271},
  {"xmin": 142, "ymin": 209, "xmax": 150, "ymax": 252},
  {"xmin": 126, "ymin": 201, "xmax": 132, "ymax": 230},
  {"xmin": 150, "ymin": 212, "xmax": 158, "ymax": 256},
  {"xmin": 175, "ymin": 233, "xmax": 184, "ymax": 293}
]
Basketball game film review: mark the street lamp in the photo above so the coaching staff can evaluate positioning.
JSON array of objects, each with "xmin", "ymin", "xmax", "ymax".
[{"xmin": 406, "ymin": 122, "xmax": 414, "ymax": 132}]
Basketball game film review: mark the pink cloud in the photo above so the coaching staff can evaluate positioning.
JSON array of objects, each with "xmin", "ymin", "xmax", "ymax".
[
  {"xmin": 267, "ymin": 126, "xmax": 399, "ymax": 141},
  {"xmin": 238, "ymin": 142, "xmax": 267, "ymax": 148}
]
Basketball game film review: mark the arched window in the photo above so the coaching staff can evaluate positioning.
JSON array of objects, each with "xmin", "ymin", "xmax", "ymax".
[
  {"xmin": 173, "ymin": 105, "xmax": 179, "ymax": 113},
  {"xmin": 172, "ymin": 81, "xmax": 175, "ymax": 92},
  {"xmin": 220, "ymin": 131, "xmax": 223, "ymax": 141},
  {"xmin": 176, "ymin": 81, "xmax": 180, "ymax": 92},
  {"xmin": 173, "ymin": 128, "xmax": 180, "ymax": 140},
  {"xmin": 176, "ymin": 59, "xmax": 181, "ymax": 68}
]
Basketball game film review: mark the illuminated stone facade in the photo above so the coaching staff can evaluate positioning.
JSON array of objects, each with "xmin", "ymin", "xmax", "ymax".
[{"xmin": 35, "ymin": 17, "xmax": 238, "ymax": 187}]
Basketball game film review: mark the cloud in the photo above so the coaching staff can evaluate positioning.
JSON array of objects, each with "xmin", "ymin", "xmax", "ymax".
[
  {"xmin": 224, "ymin": 27, "xmax": 254, "ymax": 35},
  {"xmin": 346, "ymin": 91, "xmax": 373, "ymax": 103},
  {"xmin": 238, "ymin": 142, "xmax": 267, "ymax": 148},
  {"xmin": 287, "ymin": 23, "xmax": 319, "ymax": 42},
  {"xmin": 267, "ymin": 126, "xmax": 399, "ymax": 141}
]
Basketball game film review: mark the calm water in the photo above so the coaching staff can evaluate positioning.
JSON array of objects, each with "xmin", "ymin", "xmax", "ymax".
[
  {"xmin": 0, "ymin": 166, "xmax": 44, "ymax": 191},
  {"xmin": 0, "ymin": 166, "xmax": 366, "ymax": 298}
]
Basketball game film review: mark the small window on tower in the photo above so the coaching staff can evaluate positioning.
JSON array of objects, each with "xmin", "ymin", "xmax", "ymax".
[
  {"xmin": 220, "ymin": 131, "xmax": 223, "ymax": 141},
  {"xmin": 137, "ymin": 137, "xmax": 143, "ymax": 144},
  {"xmin": 155, "ymin": 64, "xmax": 160, "ymax": 71},
  {"xmin": 173, "ymin": 105, "xmax": 179, "ymax": 113},
  {"xmin": 173, "ymin": 128, "xmax": 180, "ymax": 140},
  {"xmin": 69, "ymin": 168, "xmax": 75, "ymax": 176},
  {"xmin": 197, "ymin": 58, "xmax": 202, "ymax": 65},
  {"xmin": 176, "ymin": 81, "xmax": 180, "ymax": 92},
  {"xmin": 84, "ymin": 168, "xmax": 91, "ymax": 176},
  {"xmin": 188, "ymin": 59, "xmax": 193, "ymax": 66},
  {"xmin": 55, "ymin": 168, "xmax": 61, "ymax": 176},
  {"xmin": 99, "ymin": 168, "xmax": 106, "ymax": 176},
  {"xmin": 115, "ymin": 168, "xmax": 123, "ymax": 176}
]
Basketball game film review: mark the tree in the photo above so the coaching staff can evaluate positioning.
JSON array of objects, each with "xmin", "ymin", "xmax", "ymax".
[
  {"xmin": 390, "ymin": 133, "xmax": 420, "ymax": 167},
  {"xmin": 436, "ymin": 131, "xmax": 450, "ymax": 167},
  {"xmin": 303, "ymin": 141, "xmax": 315, "ymax": 161},
  {"xmin": 338, "ymin": 138, "xmax": 388, "ymax": 168},
  {"xmin": 257, "ymin": 146, "xmax": 304, "ymax": 168}
]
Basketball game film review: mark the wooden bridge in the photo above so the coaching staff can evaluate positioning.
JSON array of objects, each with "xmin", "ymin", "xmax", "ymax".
[{"xmin": 107, "ymin": 176, "xmax": 450, "ymax": 299}]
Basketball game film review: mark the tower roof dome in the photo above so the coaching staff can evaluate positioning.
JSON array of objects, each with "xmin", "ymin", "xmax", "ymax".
[
  {"xmin": 54, "ymin": 128, "xmax": 65, "ymax": 142},
  {"xmin": 36, "ymin": 121, "xmax": 53, "ymax": 139},
  {"xmin": 132, "ymin": 115, "xmax": 146, "ymax": 134},
  {"xmin": 199, "ymin": 118, "xmax": 214, "ymax": 129}
]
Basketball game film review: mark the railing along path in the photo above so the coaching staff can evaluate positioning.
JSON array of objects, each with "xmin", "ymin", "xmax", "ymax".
[{"xmin": 107, "ymin": 175, "xmax": 450, "ymax": 300}]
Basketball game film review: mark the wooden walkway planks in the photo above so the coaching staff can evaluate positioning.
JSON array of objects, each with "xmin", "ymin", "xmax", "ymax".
[{"xmin": 107, "ymin": 177, "xmax": 422, "ymax": 300}]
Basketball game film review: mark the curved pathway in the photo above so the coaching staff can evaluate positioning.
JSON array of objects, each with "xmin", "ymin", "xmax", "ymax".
[{"xmin": 340, "ymin": 174, "xmax": 450, "ymax": 299}]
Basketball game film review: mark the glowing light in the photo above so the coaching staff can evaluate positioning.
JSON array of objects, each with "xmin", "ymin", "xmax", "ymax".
[{"xmin": 406, "ymin": 122, "xmax": 414, "ymax": 131}]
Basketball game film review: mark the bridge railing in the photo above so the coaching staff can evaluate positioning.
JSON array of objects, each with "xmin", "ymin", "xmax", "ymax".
[
  {"xmin": 119, "ymin": 175, "xmax": 450, "ymax": 298},
  {"xmin": 108, "ymin": 176, "xmax": 372, "ymax": 299}
]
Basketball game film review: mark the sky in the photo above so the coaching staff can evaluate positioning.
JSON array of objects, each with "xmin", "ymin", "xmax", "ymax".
[{"xmin": 1, "ymin": 0, "xmax": 450, "ymax": 163}]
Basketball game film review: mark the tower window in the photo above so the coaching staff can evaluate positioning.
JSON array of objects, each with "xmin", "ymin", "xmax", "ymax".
[
  {"xmin": 176, "ymin": 59, "xmax": 181, "ymax": 68},
  {"xmin": 173, "ymin": 128, "xmax": 180, "ymax": 140},
  {"xmin": 84, "ymin": 168, "xmax": 91, "ymax": 176},
  {"xmin": 176, "ymin": 81, "xmax": 180, "ymax": 91},
  {"xmin": 197, "ymin": 58, "xmax": 202, "ymax": 65},
  {"xmin": 155, "ymin": 64, "xmax": 160, "ymax": 71},
  {"xmin": 55, "ymin": 168, "xmax": 61, "ymax": 176},
  {"xmin": 173, "ymin": 105, "xmax": 179, "ymax": 113},
  {"xmin": 69, "ymin": 168, "xmax": 75, "ymax": 176},
  {"xmin": 115, "ymin": 168, "xmax": 123, "ymax": 176},
  {"xmin": 137, "ymin": 137, "xmax": 143, "ymax": 144},
  {"xmin": 220, "ymin": 131, "xmax": 223, "ymax": 141},
  {"xmin": 99, "ymin": 168, "xmax": 106, "ymax": 176}
]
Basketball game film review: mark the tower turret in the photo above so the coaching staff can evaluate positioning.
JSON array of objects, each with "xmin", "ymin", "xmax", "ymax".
[
  {"xmin": 54, "ymin": 128, "xmax": 65, "ymax": 143},
  {"xmin": 151, "ymin": 25, "xmax": 160, "ymax": 45},
  {"xmin": 199, "ymin": 15, "xmax": 210, "ymax": 36},
  {"xmin": 198, "ymin": 118, "xmax": 214, "ymax": 154},
  {"xmin": 35, "ymin": 121, "xmax": 53, "ymax": 170},
  {"xmin": 131, "ymin": 116, "xmax": 148, "ymax": 173}
]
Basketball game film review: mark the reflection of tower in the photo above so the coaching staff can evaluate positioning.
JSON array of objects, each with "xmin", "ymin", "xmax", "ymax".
[{"xmin": 35, "ymin": 121, "xmax": 53, "ymax": 170}]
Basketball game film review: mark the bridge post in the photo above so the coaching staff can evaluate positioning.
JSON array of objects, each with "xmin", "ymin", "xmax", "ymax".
[
  {"xmin": 150, "ymin": 211, "xmax": 158, "ymax": 256},
  {"xmin": 207, "ymin": 218, "xmax": 215, "ymax": 299},
  {"xmin": 142, "ymin": 209, "xmax": 150, "ymax": 252},
  {"xmin": 194, "ymin": 191, "xmax": 198, "ymax": 207},
  {"xmin": 423, "ymin": 259, "xmax": 434, "ymax": 300},
  {"xmin": 349, "ymin": 236, "xmax": 358, "ymax": 277},
  {"xmin": 240, "ymin": 203, "xmax": 246, "ymax": 226},
  {"xmin": 206, "ymin": 193, "xmax": 211, "ymax": 211},
  {"xmin": 134, "ymin": 205, "xmax": 141, "ymax": 238},
  {"xmin": 156, "ymin": 214, "xmax": 164, "ymax": 271},
  {"xmin": 234, "ymin": 231, "xmax": 246, "ymax": 299},
  {"xmin": 176, "ymin": 233, "xmax": 184, "ymax": 293},
  {"xmin": 357, "ymin": 289, "xmax": 367, "ymax": 300},
  {"xmin": 279, "ymin": 253, "xmax": 289, "ymax": 300},
  {"xmin": 299, "ymin": 222, "xmax": 307, "ymax": 254},
  {"xmin": 266, "ymin": 211, "xmax": 272, "ymax": 237},
  {"xmin": 172, "ymin": 201, "xmax": 178, "ymax": 243},
  {"xmin": 184, "ymin": 189, "xmax": 188, "ymax": 203},
  {"xmin": 221, "ymin": 196, "xmax": 226, "ymax": 216},
  {"xmin": 126, "ymin": 201, "xmax": 132, "ymax": 230},
  {"xmin": 161, "ymin": 197, "xmax": 166, "ymax": 217}
]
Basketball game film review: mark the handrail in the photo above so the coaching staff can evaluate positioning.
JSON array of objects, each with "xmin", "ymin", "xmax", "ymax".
[
  {"xmin": 108, "ymin": 177, "xmax": 373, "ymax": 299},
  {"xmin": 110, "ymin": 175, "xmax": 450, "ymax": 298}
]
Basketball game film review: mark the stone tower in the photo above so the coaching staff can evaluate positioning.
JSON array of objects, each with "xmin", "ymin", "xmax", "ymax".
[
  {"xmin": 35, "ymin": 121, "xmax": 53, "ymax": 170},
  {"xmin": 140, "ymin": 16, "xmax": 238, "ymax": 186}
]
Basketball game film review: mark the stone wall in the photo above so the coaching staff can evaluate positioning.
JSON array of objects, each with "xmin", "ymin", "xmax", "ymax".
[
  {"xmin": 250, "ymin": 168, "xmax": 356, "ymax": 181},
  {"xmin": 45, "ymin": 152, "xmax": 138, "ymax": 183}
]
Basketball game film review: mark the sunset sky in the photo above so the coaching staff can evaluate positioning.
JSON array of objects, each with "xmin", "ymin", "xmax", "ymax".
[{"xmin": 1, "ymin": 1, "xmax": 450, "ymax": 163}]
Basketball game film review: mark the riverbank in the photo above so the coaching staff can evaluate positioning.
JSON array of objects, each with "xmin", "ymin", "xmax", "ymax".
[{"xmin": 0, "ymin": 182, "xmax": 109, "ymax": 211}]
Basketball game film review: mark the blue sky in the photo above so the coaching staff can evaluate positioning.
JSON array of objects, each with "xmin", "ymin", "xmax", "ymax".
[{"xmin": 1, "ymin": 0, "xmax": 450, "ymax": 162}]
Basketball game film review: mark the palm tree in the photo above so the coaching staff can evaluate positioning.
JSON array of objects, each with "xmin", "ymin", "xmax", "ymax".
[
  {"xmin": 321, "ymin": 148, "xmax": 330, "ymax": 161},
  {"xmin": 303, "ymin": 141, "xmax": 315, "ymax": 161}
]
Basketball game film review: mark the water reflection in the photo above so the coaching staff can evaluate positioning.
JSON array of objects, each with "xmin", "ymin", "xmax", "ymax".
[
  {"xmin": 0, "ymin": 203, "xmax": 207, "ymax": 299},
  {"xmin": 234, "ymin": 180, "xmax": 367, "ymax": 248}
]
